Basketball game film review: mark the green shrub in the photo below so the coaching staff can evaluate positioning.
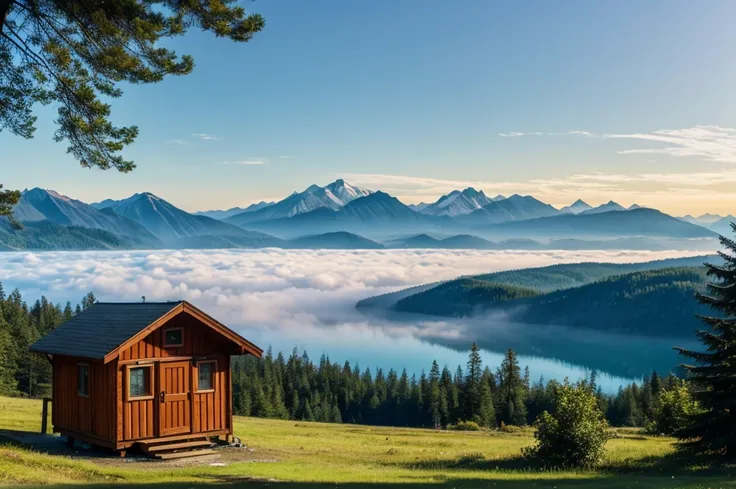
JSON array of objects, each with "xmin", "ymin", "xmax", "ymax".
[
  {"xmin": 646, "ymin": 379, "xmax": 701, "ymax": 435},
  {"xmin": 499, "ymin": 423, "xmax": 527, "ymax": 434},
  {"xmin": 448, "ymin": 420, "xmax": 481, "ymax": 431},
  {"xmin": 522, "ymin": 380, "xmax": 610, "ymax": 468}
]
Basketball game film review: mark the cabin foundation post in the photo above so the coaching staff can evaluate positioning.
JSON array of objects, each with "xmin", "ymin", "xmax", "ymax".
[
  {"xmin": 40, "ymin": 397, "xmax": 51, "ymax": 434},
  {"xmin": 119, "ymin": 450, "xmax": 127, "ymax": 458}
]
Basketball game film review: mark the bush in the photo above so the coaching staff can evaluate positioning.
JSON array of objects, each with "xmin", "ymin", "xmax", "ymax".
[
  {"xmin": 646, "ymin": 379, "xmax": 701, "ymax": 435},
  {"xmin": 522, "ymin": 380, "xmax": 610, "ymax": 468},
  {"xmin": 448, "ymin": 420, "xmax": 481, "ymax": 431}
]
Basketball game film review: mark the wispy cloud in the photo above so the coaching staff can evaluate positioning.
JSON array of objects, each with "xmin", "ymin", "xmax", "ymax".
[
  {"xmin": 193, "ymin": 133, "xmax": 218, "ymax": 141},
  {"xmin": 601, "ymin": 125, "xmax": 736, "ymax": 163},
  {"xmin": 499, "ymin": 132, "xmax": 543, "ymax": 137},
  {"xmin": 501, "ymin": 125, "xmax": 736, "ymax": 163},
  {"xmin": 164, "ymin": 139, "xmax": 189, "ymax": 145},
  {"xmin": 568, "ymin": 130, "xmax": 598, "ymax": 137}
]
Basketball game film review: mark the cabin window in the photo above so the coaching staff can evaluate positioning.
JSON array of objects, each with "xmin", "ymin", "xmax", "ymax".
[
  {"xmin": 164, "ymin": 327, "xmax": 183, "ymax": 347},
  {"xmin": 197, "ymin": 361, "xmax": 216, "ymax": 392},
  {"xmin": 77, "ymin": 364, "xmax": 89, "ymax": 397},
  {"xmin": 128, "ymin": 366, "xmax": 152, "ymax": 399}
]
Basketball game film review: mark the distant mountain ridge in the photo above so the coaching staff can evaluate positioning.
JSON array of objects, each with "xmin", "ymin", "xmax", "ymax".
[
  {"xmin": 581, "ymin": 201, "xmax": 627, "ymax": 214},
  {"xmin": 194, "ymin": 201, "xmax": 275, "ymax": 220},
  {"xmin": 226, "ymin": 179, "xmax": 372, "ymax": 226},
  {"xmin": 456, "ymin": 194, "xmax": 561, "ymax": 225},
  {"xmin": 93, "ymin": 192, "xmax": 268, "ymax": 242},
  {"xmin": 709, "ymin": 215, "xmax": 735, "ymax": 236},
  {"xmin": 3, "ymin": 181, "xmax": 729, "ymax": 251},
  {"xmin": 560, "ymin": 199, "xmax": 592, "ymax": 214},
  {"xmin": 247, "ymin": 191, "xmax": 452, "ymax": 239},
  {"xmin": 15, "ymin": 188, "xmax": 160, "ymax": 244},
  {"xmin": 418, "ymin": 188, "xmax": 499, "ymax": 217},
  {"xmin": 487, "ymin": 208, "xmax": 715, "ymax": 239}
]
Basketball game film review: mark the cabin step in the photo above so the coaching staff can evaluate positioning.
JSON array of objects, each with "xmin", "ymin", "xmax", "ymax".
[
  {"xmin": 153, "ymin": 448, "xmax": 218, "ymax": 460},
  {"xmin": 144, "ymin": 440, "xmax": 213, "ymax": 453},
  {"xmin": 138, "ymin": 434, "xmax": 210, "ymax": 446}
]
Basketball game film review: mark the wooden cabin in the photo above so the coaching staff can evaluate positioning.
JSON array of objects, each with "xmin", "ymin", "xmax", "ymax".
[{"xmin": 30, "ymin": 301, "xmax": 262, "ymax": 457}]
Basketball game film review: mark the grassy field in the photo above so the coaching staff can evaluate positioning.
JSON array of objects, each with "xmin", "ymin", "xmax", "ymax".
[{"xmin": 0, "ymin": 396, "xmax": 733, "ymax": 488}]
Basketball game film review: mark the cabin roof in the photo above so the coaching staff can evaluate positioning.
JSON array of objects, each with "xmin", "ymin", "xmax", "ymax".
[{"xmin": 29, "ymin": 301, "xmax": 262, "ymax": 361}]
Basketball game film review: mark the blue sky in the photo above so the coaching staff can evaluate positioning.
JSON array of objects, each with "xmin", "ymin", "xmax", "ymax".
[{"xmin": 3, "ymin": 0, "xmax": 736, "ymax": 215}]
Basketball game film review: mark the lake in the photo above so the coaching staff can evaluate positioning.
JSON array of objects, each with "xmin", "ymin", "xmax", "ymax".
[{"xmin": 0, "ymin": 248, "xmax": 703, "ymax": 392}]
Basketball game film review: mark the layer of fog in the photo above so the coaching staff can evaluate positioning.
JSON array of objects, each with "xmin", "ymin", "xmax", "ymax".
[{"xmin": 0, "ymin": 249, "xmax": 702, "ymax": 388}]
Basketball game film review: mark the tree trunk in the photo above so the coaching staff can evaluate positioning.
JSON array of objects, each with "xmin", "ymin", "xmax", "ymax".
[{"xmin": 0, "ymin": 0, "xmax": 11, "ymax": 31}]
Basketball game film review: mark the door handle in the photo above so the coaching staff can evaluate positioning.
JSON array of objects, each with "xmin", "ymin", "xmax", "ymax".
[{"xmin": 160, "ymin": 391, "xmax": 165, "ymax": 403}]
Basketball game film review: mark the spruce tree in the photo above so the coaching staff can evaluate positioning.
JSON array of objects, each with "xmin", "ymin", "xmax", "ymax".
[
  {"xmin": 676, "ymin": 224, "xmax": 736, "ymax": 455},
  {"xmin": 428, "ymin": 361, "xmax": 441, "ymax": 428},
  {"xmin": 478, "ymin": 372, "xmax": 496, "ymax": 427},
  {"xmin": 464, "ymin": 343, "xmax": 483, "ymax": 422},
  {"xmin": 497, "ymin": 348, "xmax": 528, "ymax": 425}
]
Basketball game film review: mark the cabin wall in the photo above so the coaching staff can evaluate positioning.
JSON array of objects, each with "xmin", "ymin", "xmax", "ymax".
[
  {"xmin": 52, "ymin": 355, "xmax": 117, "ymax": 443},
  {"xmin": 192, "ymin": 356, "xmax": 230, "ymax": 434},
  {"xmin": 117, "ymin": 312, "xmax": 235, "ymax": 441},
  {"xmin": 118, "ymin": 312, "xmax": 235, "ymax": 361}
]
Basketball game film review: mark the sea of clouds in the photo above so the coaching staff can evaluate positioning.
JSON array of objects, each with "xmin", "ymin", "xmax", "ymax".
[
  {"xmin": 1, "ymin": 248, "xmax": 702, "ymax": 335},
  {"xmin": 1, "ymin": 248, "xmax": 702, "ymax": 386}
]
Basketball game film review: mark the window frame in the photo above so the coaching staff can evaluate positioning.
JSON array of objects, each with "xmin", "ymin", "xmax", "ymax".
[
  {"xmin": 77, "ymin": 363, "xmax": 90, "ymax": 398},
  {"xmin": 126, "ymin": 364, "xmax": 154, "ymax": 401},
  {"xmin": 163, "ymin": 327, "xmax": 184, "ymax": 348},
  {"xmin": 195, "ymin": 360, "xmax": 217, "ymax": 393}
]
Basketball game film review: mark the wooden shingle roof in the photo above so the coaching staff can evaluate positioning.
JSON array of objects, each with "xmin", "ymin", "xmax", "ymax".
[{"xmin": 29, "ymin": 301, "xmax": 262, "ymax": 361}]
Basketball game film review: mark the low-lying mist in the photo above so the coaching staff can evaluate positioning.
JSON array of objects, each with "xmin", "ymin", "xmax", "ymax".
[
  {"xmin": 0, "ymin": 248, "xmax": 703, "ymax": 387},
  {"xmin": 1, "ymin": 248, "xmax": 701, "ymax": 336}
]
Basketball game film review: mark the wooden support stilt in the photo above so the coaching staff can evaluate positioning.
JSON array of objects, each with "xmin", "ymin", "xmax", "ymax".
[{"xmin": 41, "ymin": 397, "xmax": 51, "ymax": 434}]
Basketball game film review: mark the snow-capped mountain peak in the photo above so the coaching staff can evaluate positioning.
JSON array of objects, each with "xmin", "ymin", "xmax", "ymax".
[
  {"xmin": 560, "ymin": 199, "xmax": 593, "ymax": 214},
  {"xmin": 420, "ymin": 187, "xmax": 496, "ymax": 217}
]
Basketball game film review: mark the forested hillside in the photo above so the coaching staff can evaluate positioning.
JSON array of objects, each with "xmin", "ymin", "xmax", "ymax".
[
  {"xmin": 392, "ymin": 266, "xmax": 711, "ymax": 337},
  {"xmin": 512, "ymin": 267, "xmax": 709, "ymax": 336},
  {"xmin": 361, "ymin": 255, "xmax": 716, "ymax": 313},
  {"xmin": 473, "ymin": 256, "xmax": 714, "ymax": 292},
  {"xmin": 395, "ymin": 279, "xmax": 538, "ymax": 316},
  {"xmin": 0, "ymin": 219, "xmax": 148, "ymax": 251}
]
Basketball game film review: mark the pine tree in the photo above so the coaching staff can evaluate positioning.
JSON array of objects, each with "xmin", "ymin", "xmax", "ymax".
[
  {"xmin": 676, "ymin": 224, "xmax": 736, "ymax": 454},
  {"xmin": 464, "ymin": 343, "xmax": 483, "ymax": 422},
  {"xmin": 497, "ymin": 349, "xmax": 528, "ymax": 425},
  {"xmin": 428, "ymin": 360, "xmax": 441, "ymax": 428},
  {"xmin": 1, "ymin": 0, "xmax": 264, "ymax": 204},
  {"xmin": 80, "ymin": 292, "xmax": 96, "ymax": 310},
  {"xmin": 478, "ymin": 372, "xmax": 496, "ymax": 427}
]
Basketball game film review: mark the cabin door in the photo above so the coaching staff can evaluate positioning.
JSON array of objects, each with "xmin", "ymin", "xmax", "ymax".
[{"xmin": 158, "ymin": 361, "xmax": 191, "ymax": 436}]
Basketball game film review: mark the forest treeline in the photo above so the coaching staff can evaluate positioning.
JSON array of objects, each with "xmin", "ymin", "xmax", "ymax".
[
  {"xmin": 0, "ymin": 282, "xmax": 677, "ymax": 429},
  {"xmin": 231, "ymin": 344, "xmax": 677, "ymax": 429}
]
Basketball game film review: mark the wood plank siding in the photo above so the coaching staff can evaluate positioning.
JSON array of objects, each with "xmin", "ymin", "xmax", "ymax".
[
  {"xmin": 35, "ymin": 302, "xmax": 260, "ymax": 452},
  {"xmin": 52, "ymin": 355, "xmax": 117, "ymax": 442},
  {"xmin": 117, "ymin": 312, "xmax": 234, "ymax": 442}
]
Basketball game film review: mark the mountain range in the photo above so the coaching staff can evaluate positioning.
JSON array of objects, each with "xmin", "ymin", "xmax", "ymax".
[
  {"xmin": 225, "ymin": 179, "xmax": 372, "ymax": 226},
  {"xmin": 193, "ymin": 201, "xmax": 275, "ymax": 220},
  {"xmin": 1, "ymin": 180, "xmax": 731, "ymax": 251}
]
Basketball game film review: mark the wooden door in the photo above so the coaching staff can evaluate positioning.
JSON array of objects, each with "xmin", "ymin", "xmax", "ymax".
[{"xmin": 158, "ymin": 361, "xmax": 191, "ymax": 436}]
